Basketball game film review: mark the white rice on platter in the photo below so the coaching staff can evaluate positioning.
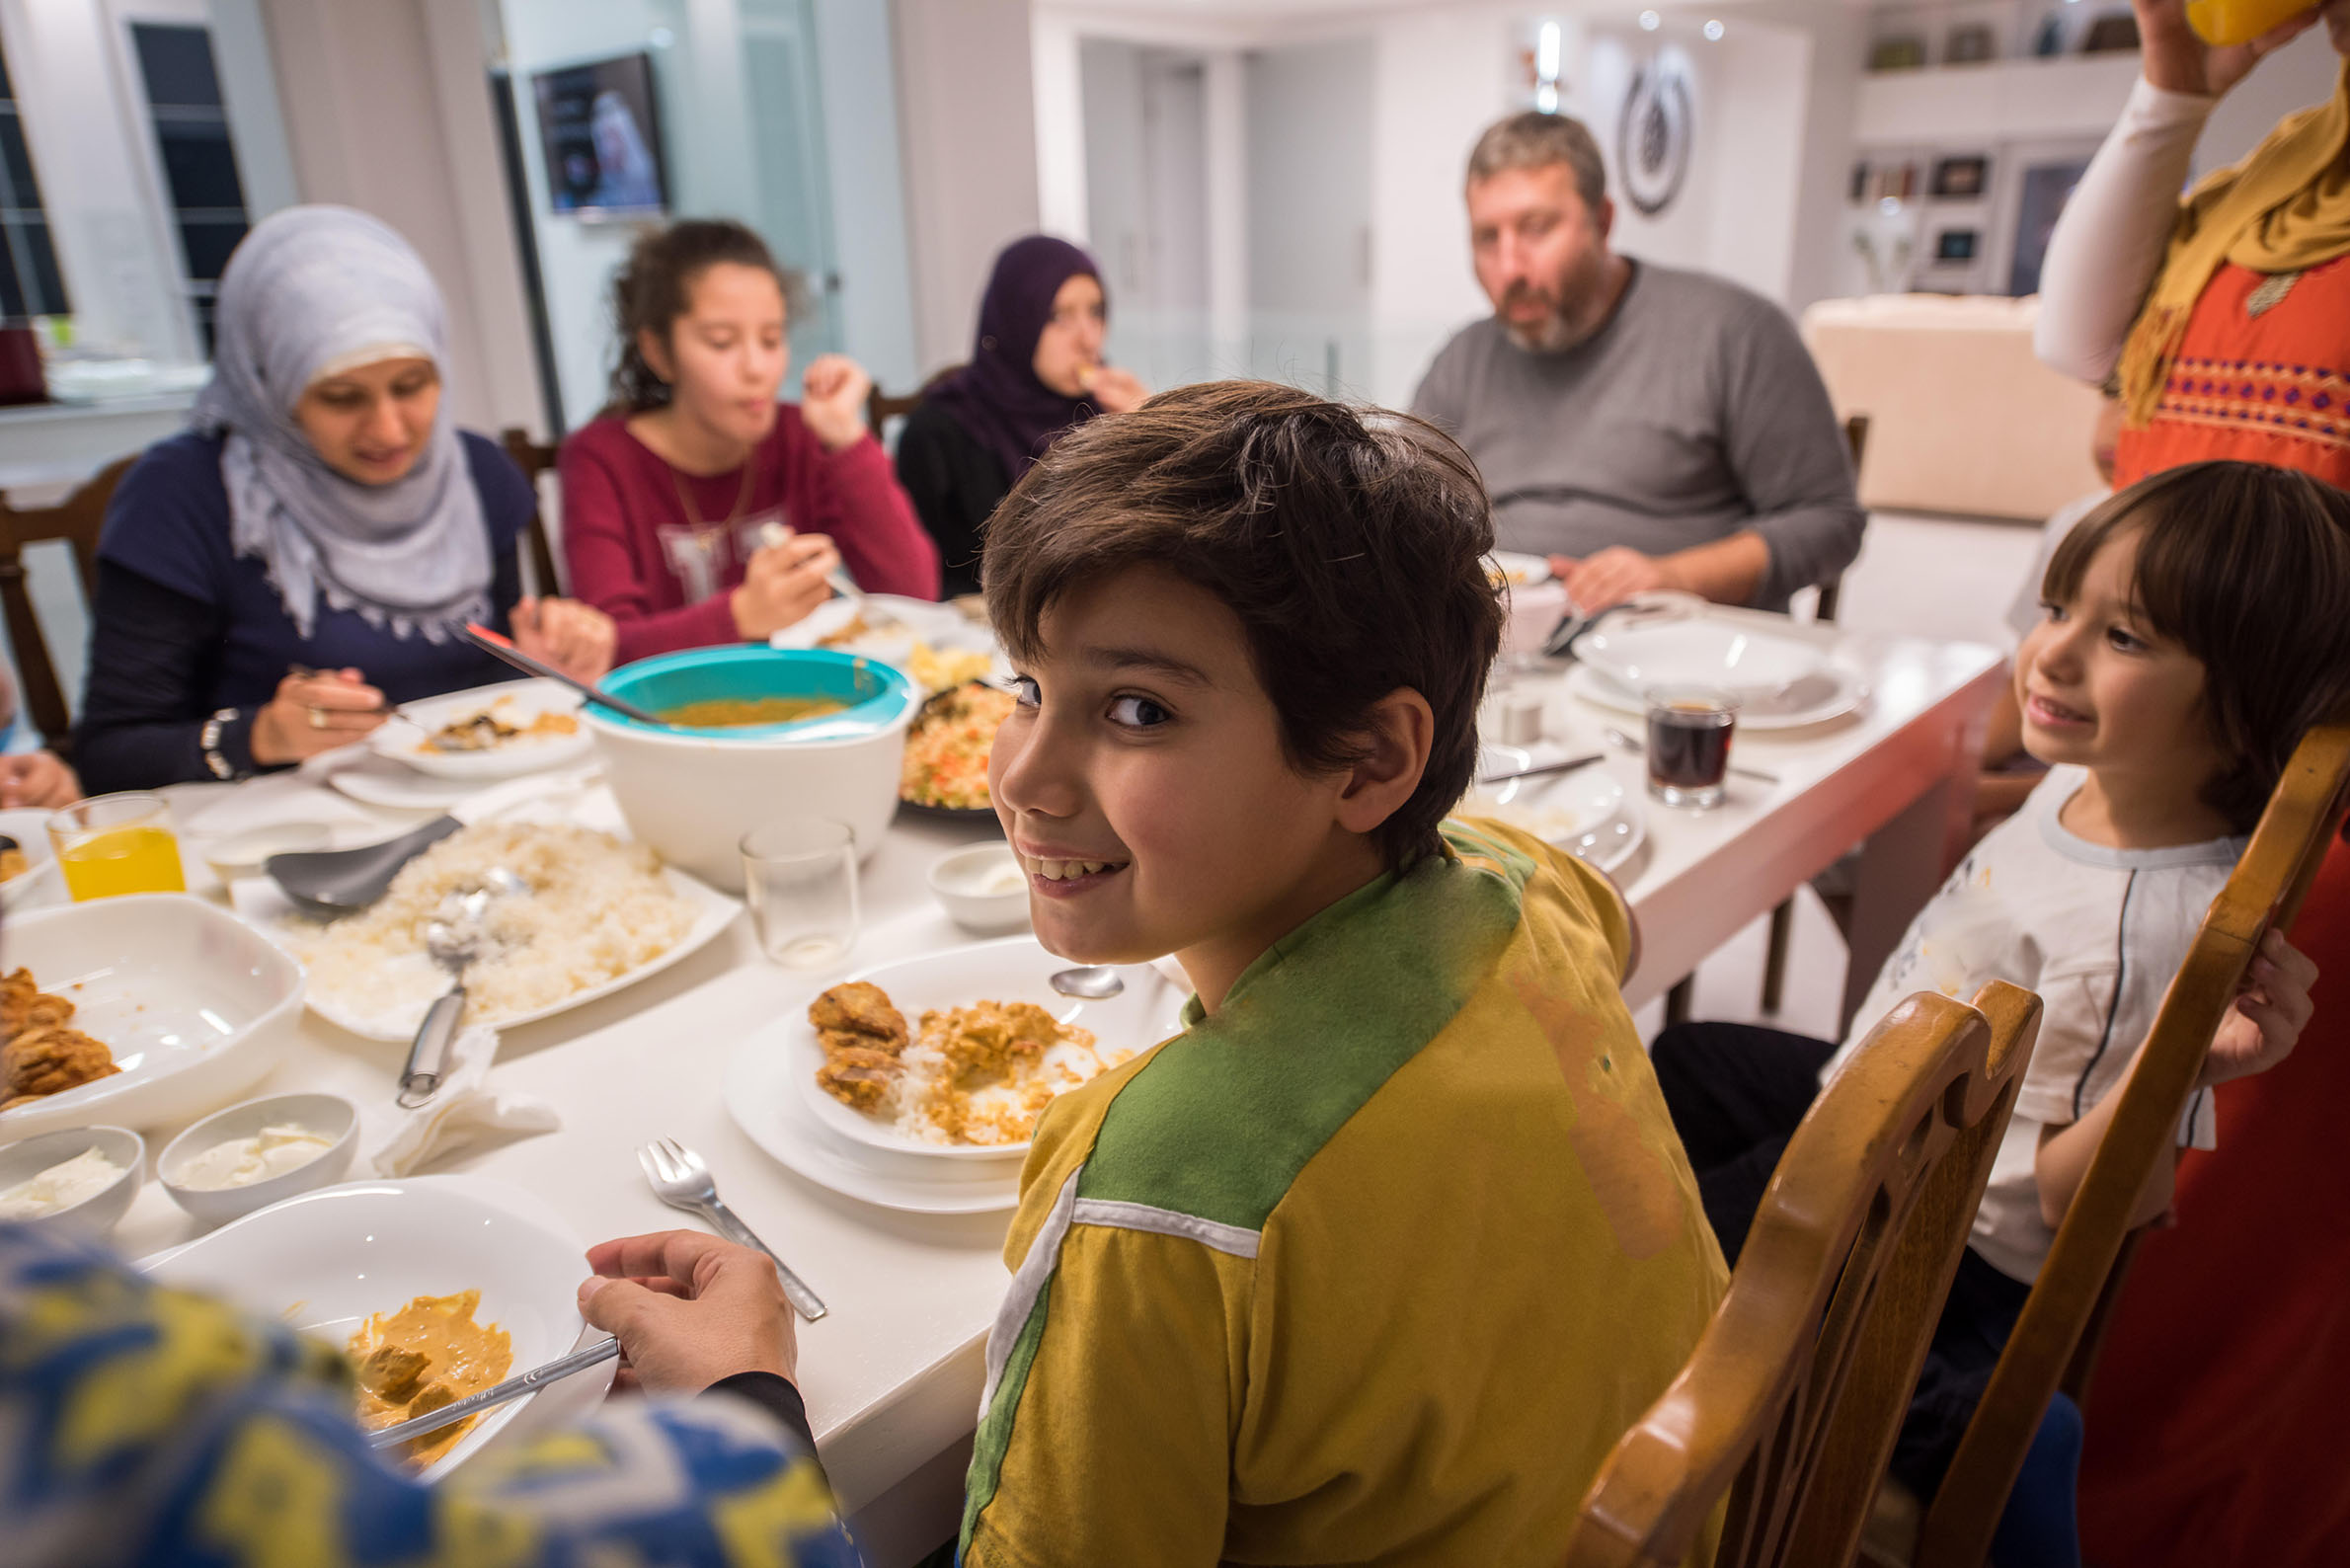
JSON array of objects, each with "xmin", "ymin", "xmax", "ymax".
[{"xmin": 283, "ymin": 823, "xmax": 694, "ymax": 1030}]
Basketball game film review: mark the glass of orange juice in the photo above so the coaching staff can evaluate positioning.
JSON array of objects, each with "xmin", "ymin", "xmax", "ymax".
[{"xmin": 47, "ymin": 793, "xmax": 188, "ymax": 901}]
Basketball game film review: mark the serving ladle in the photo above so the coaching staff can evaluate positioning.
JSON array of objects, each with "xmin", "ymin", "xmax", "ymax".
[{"xmin": 264, "ymin": 771, "xmax": 591, "ymax": 918}]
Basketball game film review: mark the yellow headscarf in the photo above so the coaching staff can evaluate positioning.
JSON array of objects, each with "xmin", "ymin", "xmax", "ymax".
[{"xmin": 2118, "ymin": 60, "xmax": 2350, "ymax": 427}]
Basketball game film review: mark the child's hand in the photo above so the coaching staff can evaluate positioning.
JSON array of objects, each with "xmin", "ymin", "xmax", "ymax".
[{"xmin": 2197, "ymin": 928, "xmax": 2318, "ymax": 1089}]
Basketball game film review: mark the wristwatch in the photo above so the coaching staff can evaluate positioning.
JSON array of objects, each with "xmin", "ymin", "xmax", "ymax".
[{"xmin": 199, "ymin": 707, "xmax": 243, "ymax": 781}]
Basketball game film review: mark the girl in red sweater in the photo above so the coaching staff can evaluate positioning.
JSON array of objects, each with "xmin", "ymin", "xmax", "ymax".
[{"xmin": 559, "ymin": 220, "xmax": 939, "ymax": 663}]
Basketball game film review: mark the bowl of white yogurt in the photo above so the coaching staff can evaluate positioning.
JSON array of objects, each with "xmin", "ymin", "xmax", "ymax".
[
  {"xmin": 0, "ymin": 1125, "xmax": 144, "ymax": 1234},
  {"xmin": 157, "ymin": 1092, "xmax": 358, "ymax": 1227},
  {"xmin": 928, "ymin": 844, "xmax": 1032, "ymax": 934}
]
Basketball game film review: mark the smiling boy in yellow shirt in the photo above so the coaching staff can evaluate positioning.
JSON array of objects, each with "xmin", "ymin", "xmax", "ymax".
[{"xmin": 959, "ymin": 382, "xmax": 1726, "ymax": 1566}]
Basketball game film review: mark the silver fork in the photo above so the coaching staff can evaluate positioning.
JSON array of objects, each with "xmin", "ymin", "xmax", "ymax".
[{"xmin": 637, "ymin": 1137, "xmax": 828, "ymax": 1321}]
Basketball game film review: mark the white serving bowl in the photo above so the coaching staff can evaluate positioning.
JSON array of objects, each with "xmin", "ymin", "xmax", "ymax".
[
  {"xmin": 583, "ymin": 647, "xmax": 922, "ymax": 894},
  {"xmin": 1577, "ymin": 611, "xmax": 1828, "ymax": 699},
  {"xmin": 0, "ymin": 895, "xmax": 305, "ymax": 1137},
  {"xmin": 157, "ymin": 1091, "xmax": 360, "ymax": 1227},
  {"xmin": 0, "ymin": 805, "xmax": 61, "ymax": 909},
  {"xmin": 928, "ymin": 844, "xmax": 1032, "ymax": 933},
  {"xmin": 140, "ymin": 1175, "xmax": 611, "ymax": 1479},
  {"xmin": 0, "ymin": 1125, "xmax": 144, "ymax": 1234},
  {"xmin": 198, "ymin": 821, "xmax": 334, "ymax": 884}
]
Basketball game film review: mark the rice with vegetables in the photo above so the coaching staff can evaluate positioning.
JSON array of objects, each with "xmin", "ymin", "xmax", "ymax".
[
  {"xmin": 901, "ymin": 683, "xmax": 1015, "ymax": 811},
  {"xmin": 283, "ymin": 823, "xmax": 694, "ymax": 1029}
]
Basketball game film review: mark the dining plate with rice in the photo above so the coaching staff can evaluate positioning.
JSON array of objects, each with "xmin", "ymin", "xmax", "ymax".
[
  {"xmin": 781, "ymin": 938, "xmax": 1184, "ymax": 1159},
  {"xmin": 231, "ymin": 821, "xmax": 739, "ymax": 1041},
  {"xmin": 368, "ymin": 679, "xmax": 594, "ymax": 781},
  {"xmin": 774, "ymin": 597, "xmax": 1002, "ymax": 694},
  {"xmin": 901, "ymin": 680, "xmax": 1015, "ymax": 821}
]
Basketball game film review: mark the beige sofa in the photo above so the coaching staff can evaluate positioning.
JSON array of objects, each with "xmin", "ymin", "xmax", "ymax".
[{"xmin": 1801, "ymin": 293, "xmax": 2108, "ymax": 522}]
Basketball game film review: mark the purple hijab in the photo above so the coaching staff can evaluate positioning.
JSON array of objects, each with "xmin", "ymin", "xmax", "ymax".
[{"xmin": 925, "ymin": 235, "xmax": 1103, "ymax": 482}]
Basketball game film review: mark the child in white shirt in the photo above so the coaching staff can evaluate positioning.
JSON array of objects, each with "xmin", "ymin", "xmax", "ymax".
[{"xmin": 1653, "ymin": 458, "xmax": 2343, "ymax": 1544}]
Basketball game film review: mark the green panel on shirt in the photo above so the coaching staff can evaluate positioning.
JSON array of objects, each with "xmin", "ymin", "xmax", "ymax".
[{"xmin": 1075, "ymin": 823, "xmax": 1531, "ymax": 1230}]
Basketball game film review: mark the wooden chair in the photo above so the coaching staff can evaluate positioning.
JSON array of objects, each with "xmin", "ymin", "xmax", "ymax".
[
  {"xmin": 1751, "ymin": 412, "xmax": 1874, "ymax": 1020},
  {"xmin": 0, "ymin": 457, "xmax": 135, "ymax": 753},
  {"xmin": 498, "ymin": 428, "xmax": 567, "ymax": 598},
  {"xmin": 1566, "ymin": 980, "xmax": 2043, "ymax": 1568},
  {"xmin": 1888, "ymin": 722, "xmax": 2350, "ymax": 1568},
  {"xmin": 864, "ymin": 362, "xmax": 965, "ymax": 440}
]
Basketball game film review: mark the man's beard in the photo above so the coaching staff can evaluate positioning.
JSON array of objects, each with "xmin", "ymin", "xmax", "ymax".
[{"xmin": 1496, "ymin": 249, "xmax": 1614, "ymax": 353}]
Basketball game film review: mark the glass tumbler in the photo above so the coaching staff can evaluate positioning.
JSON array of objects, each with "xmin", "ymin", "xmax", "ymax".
[
  {"xmin": 1643, "ymin": 686, "xmax": 1741, "ymax": 810},
  {"xmin": 47, "ymin": 792, "xmax": 187, "ymax": 901},
  {"xmin": 741, "ymin": 818, "xmax": 859, "ymax": 968}
]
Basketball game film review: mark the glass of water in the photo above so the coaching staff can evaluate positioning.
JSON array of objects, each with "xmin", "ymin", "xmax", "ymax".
[{"xmin": 741, "ymin": 819, "xmax": 859, "ymax": 968}]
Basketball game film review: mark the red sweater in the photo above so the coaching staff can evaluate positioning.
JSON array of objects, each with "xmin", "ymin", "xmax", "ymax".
[{"xmin": 559, "ymin": 407, "xmax": 940, "ymax": 663}]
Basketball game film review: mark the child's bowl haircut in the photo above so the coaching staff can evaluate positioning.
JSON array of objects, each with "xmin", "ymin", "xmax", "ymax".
[{"xmin": 981, "ymin": 380, "xmax": 1506, "ymax": 867}]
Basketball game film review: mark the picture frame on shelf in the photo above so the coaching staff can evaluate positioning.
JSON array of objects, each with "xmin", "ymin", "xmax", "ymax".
[
  {"xmin": 1868, "ymin": 35, "xmax": 1927, "ymax": 71},
  {"xmin": 1934, "ymin": 229, "xmax": 1981, "ymax": 265},
  {"xmin": 1931, "ymin": 155, "xmax": 1990, "ymax": 200},
  {"xmin": 2082, "ymin": 12, "xmax": 2142, "ymax": 51},
  {"xmin": 1945, "ymin": 24, "xmax": 1997, "ymax": 63}
]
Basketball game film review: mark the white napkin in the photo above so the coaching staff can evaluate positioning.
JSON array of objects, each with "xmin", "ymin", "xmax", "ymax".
[{"xmin": 361, "ymin": 1025, "xmax": 560, "ymax": 1177}]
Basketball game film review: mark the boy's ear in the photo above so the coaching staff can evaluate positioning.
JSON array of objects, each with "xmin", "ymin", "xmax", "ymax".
[{"xmin": 1335, "ymin": 687, "xmax": 1435, "ymax": 836}]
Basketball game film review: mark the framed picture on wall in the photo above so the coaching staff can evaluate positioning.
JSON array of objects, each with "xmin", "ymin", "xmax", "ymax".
[
  {"xmin": 1945, "ymin": 25, "xmax": 1998, "ymax": 63},
  {"xmin": 1934, "ymin": 229, "xmax": 1980, "ymax": 264},
  {"xmin": 1868, "ymin": 36, "xmax": 1927, "ymax": 70},
  {"xmin": 1931, "ymin": 155, "xmax": 1990, "ymax": 199},
  {"xmin": 532, "ymin": 51, "xmax": 669, "ymax": 220},
  {"xmin": 2010, "ymin": 157, "xmax": 2093, "ymax": 294}
]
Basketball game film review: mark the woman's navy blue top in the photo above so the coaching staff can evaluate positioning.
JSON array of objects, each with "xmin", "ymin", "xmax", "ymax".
[{"xmin": 72, "ymin": 430, "xmax": 533, "ymax": 792}]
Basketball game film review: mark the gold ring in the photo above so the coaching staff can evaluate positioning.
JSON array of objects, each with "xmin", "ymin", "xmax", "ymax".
[{"xmin": 307, "ymin": 706, "xmax": 328, "ymax": 730}]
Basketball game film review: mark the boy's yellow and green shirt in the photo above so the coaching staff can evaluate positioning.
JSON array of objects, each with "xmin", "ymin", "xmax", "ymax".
[{"xmin": 961, "ymin": 818, "xmax": 1728, "ymax": 1565}]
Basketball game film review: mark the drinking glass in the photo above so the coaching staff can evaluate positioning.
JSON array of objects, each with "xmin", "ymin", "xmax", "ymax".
[
  {"xmin": 47, "ymin": 792, "xmax": 188, "ymax": 901},
  {"xmin": 1642, "ymin": 686, "xmax": 1741, "ymax": 810},
  {"xmin": 741, "ymin": 818, "xmax": 859, "ymax": 968}
]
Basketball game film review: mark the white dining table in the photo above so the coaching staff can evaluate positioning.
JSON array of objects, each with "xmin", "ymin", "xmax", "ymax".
[{"xmin": 78, "ymin": 607, "xmax": 2000, "ymax": 1568}]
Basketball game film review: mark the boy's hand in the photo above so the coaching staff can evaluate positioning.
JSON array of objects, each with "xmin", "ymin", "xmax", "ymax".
[
  {"xmin": 580, "ymin": 1230, "xmax": 799, "ymax": 1394},
  {"xmin": 2197, "ymin": 928, "xmax": 2317, "ymax": 1089}
]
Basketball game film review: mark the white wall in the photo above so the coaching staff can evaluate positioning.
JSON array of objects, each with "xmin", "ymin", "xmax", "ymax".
[
  {"xmin": 256, "ymin": 0, "xmax": 539, "ymax": 434},
  {"xmin": 893, "ymin": 0, "xmax": 1040, "ymax": 373}
]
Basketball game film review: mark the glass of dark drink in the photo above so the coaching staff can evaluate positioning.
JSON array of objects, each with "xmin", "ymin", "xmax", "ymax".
[{"xmin": 1643, "ymin": 686, "xmax": 1740, "ymax": 810}]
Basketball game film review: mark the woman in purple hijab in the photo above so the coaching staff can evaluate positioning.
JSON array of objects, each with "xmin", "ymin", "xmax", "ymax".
[{"xmin": 895, "ymin": 235, "xmax": 1146, "ymax": 595}]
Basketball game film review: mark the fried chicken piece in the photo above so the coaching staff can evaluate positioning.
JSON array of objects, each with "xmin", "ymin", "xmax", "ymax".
[
  {"xmin": 357, "ymin": 1344, "xmax": 433, "ymax": 1405},
  {"xmin": 816, "ymin": 1046, "xmax": 903, "ymax": 1113},
  {"xmin": 405, "ymin": 1379, "xmax": 459, "ymax": 1420},
  {"xmin": 1, "ymin": 1027, "xmax": 117, "ymax": 1100},
  {"xmin": 0, "ymin": 1094, "xmax": 38, "ymax": 1112},
  {"xmin": 808, "ymin": 981, "xmax": 907, "ymax": 1050},
  {"xmin": 0, "ymin": 969, "xmax": 42, "ymax": 1037}
]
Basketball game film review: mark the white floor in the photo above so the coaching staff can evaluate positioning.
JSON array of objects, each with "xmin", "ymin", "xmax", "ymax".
[{"xmin": 1624, "ymin": 509, "xmax": 2045, "ymax": 1046}]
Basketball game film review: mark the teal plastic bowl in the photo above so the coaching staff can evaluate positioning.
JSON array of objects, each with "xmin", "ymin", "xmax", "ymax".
[
  {"xmin": 581, "ymin": 646, "xmax": 923, "ymax": 892},
  {"xmin": 596, "ymin": 646, "xmax": 919, "ymax": 740}
]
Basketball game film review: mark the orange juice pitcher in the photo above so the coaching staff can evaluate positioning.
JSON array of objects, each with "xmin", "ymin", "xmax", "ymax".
[{"xmin": 2188, "ymin": 0, "xmax": 2320, "ymax": 45}]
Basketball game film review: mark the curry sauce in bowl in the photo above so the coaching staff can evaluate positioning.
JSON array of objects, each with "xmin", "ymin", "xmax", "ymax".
[{"xmin": 582, "ymin": 647, "xmax": 924, "ymax": 894}]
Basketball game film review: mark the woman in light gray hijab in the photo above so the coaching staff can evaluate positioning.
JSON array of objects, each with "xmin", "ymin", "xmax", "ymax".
[{"xmin": 74, "ymin": 206, "xmax": 615, "ymax": 792}]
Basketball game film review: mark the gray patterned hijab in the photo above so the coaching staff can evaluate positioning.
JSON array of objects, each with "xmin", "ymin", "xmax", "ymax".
[{"xmin": 192, "ymin": 205, "xmax": 492, "ymax": 641}]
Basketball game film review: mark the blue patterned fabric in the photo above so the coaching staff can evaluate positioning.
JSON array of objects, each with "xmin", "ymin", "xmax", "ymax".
[{"xmin": 0, "ymin": 1222, "xmax": 864, "ymax": 1568}]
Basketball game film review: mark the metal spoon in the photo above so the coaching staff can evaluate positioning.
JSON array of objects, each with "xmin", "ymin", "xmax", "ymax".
[
  {"xmin": 1050, "ymin": 966, "xmax": 1125, "ymax": 999},
  {"xmin": 398, "ymin": 868, "xmax": 527, "ymax": 1109},
  {"xmin": 1603, "ymin": 726, "xmax": 1781, "ymax": 785}
]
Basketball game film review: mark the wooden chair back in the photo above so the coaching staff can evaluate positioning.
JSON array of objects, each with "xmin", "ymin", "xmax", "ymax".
[
  {"xmin": 1913, "ymin": 722, "xmax": 2350, "ymax": 1568},
  {"xmin": 1565, "ymin": 980, "xmax": 2043, "ymax": 1568},
  {"xmin": 865, "ymin": 363, "xmax": 965, "ymax": 439},
  {"xmin": 1814, "ymin": 415, "xmax": 1869, "ymax": 625},
  {"xmin": 498, "ymin": 428, "xmax": 566, "ymax": 598},
  {"xmin": 0, "ymin": 457, "xmax": 134, "ymax": 752}
]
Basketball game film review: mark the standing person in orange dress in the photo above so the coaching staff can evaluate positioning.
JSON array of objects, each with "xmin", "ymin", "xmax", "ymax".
[{"xmin": 2036, "ymin": 3, "xmax": 2350, "ymax": 1561}]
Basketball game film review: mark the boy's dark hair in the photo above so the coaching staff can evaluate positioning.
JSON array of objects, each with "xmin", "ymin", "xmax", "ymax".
[
  {"xmin": 603, "ymin": 218, "xmax": 811, "ymax": 415},
  {"xmin": 2043, "ymin": 459, "xmax": 2350, "ymax": 832},
  {"xmin": 982, "ymin": 380, "xmax": 1504, "ymax": 869}
]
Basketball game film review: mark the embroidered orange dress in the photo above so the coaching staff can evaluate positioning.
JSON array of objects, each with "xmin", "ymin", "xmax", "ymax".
[{"xmin": 2088, "ymin": 257, "xmax": 2350, "ymax": 1568}]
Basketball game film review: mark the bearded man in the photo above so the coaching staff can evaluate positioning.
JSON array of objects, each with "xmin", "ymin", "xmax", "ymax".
[{"xmin": 1412, "ymin": 112, "xmax": 1864, "ymax": 613}]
